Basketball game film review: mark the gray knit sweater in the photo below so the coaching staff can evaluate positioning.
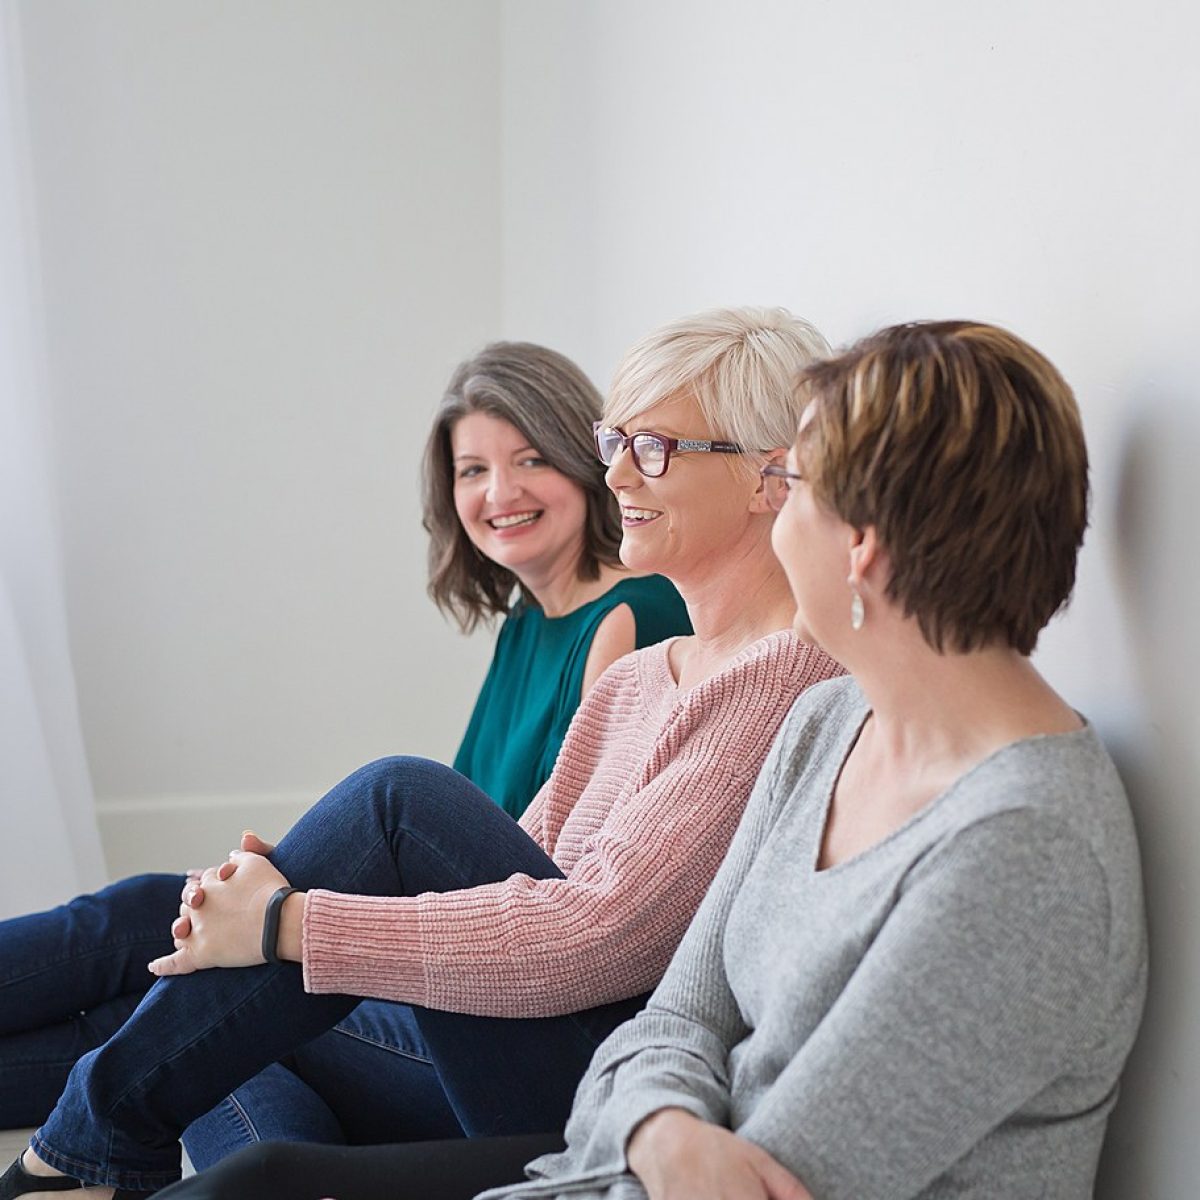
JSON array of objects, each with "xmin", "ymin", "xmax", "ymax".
[{"xmin": 480, "ymin": 676, "xmax": 1147, "ymax": 1200}]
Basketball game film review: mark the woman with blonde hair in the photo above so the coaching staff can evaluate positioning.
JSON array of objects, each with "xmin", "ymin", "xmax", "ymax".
[{"xmin": 2, "ymin": 307, "xmax": 842, "ymax": 1199}]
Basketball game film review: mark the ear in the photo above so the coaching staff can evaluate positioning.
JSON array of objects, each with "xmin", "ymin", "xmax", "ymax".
[
  {"xmin": 846, "ymin": 525, "xmax": 880, "ymax": 587},
  {"xmin": 747, "ymin": 450, "xmax": 786, "ymax": 515}
]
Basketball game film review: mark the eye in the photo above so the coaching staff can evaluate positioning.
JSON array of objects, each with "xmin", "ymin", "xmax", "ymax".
[
  {"xmin": 456, "ymin": 464, "xmax": 485, "ymax": 480},
  {"xmin": 519, "ymin": 455, "xmax": 549, "ymax": 468}
]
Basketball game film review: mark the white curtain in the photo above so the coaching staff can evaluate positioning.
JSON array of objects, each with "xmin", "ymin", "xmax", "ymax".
[{"xmin": 0, "ymin": 4, "xmax": 106, "ymax": 918}]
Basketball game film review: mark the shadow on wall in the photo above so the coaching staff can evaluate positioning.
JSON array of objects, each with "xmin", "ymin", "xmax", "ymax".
[{"xmin": 1095, "ymin": 384, "xmax": 1200, "ymax": 1199}]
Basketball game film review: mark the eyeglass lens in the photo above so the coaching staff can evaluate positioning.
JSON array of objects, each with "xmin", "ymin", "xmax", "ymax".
[
  {"xmin": 595, "ymin": 428, "xmax": 668, "ymax": 477},
  {"xmin": 631, "ymin": 434, "xmax": 666, "ymax": 475},
  {"xmin": 596, "ymin": 427, "xmax": 624, "ymax": 464}
]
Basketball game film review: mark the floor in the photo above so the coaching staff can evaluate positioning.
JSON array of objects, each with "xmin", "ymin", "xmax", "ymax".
[
  {"xmin": 0, "ymin": 1129, "xmax": 194, "ymax": 1179},
  {"xmin": 0, "ymin": 1128, "xmax": 32, "ymax": 1166}
]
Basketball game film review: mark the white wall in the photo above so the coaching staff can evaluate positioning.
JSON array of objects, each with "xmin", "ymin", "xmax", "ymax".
[
  {"xmin": 9, "ymin": 0, "xmax": 1198, "ymax": 1191},
  {"xmin": 500, "ymin": 2, "xmax": 1198, "ymax": 1195},
  {"xmin": 16, "ymin": 1, "xmax": 501, "ymax": 872}
]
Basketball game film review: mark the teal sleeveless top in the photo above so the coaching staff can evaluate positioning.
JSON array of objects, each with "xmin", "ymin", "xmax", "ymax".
[{"xmin": 452, "ymin": 575, "xmax": 691, "ymax": 818}]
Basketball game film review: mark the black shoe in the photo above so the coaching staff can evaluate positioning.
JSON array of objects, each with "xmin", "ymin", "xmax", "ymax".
[
  {"xmin": 0, "ymin": 1154, "xmax": 84, "ymax": 1195},
  {"xmin": 0, "ymin": 1155, "xmax": 156, "ymax": 1198}
]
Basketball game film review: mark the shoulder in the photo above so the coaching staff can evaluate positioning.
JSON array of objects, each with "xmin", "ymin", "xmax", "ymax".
[
  {"xmin": 592, "ymin": 575, "xmax": 692, "ymax": 645},
  {"xmin": 937, "ymin": 726, "xmax": 1144, "ymax": 916},
  {"xmin": 598, "ymin": 573, "xmax": 680, "ymax": 606},
  {"xmin": 580, "ymin": 604, "xmax": 639, "ymax": 695},
  {"xmin": 906, "ymin": 728, "xmax": 1145, "ymax": 982},
  {"xmin": 713, "ymin": 634, "xmax": 847, "ymax": 715},
  {"xmin": 657, "ymin": 635, "xmax": 846, "ymax": 767},
  {"xmin": 574, "ymin": 643, "xmax": 651, "ymax": 711},
  {"xmin": 764, "ymin": 675, "xmax": 867, "ymax": 798},
  {"xmin": 492, "ymin": 599, "xmax": 537, "ymax": 645},
  {"xmin": 664, "ymin": 632, "xmax": 845, "ymax": 721},
  {"xmin": 932, "ymin": 726, "xmax": 1138, "ymax": 867}
]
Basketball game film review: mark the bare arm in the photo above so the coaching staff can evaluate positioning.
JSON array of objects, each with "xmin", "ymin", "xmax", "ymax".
[{"xmin": 579, "ymin": 602, "xmax": 637, "ymax": 696}]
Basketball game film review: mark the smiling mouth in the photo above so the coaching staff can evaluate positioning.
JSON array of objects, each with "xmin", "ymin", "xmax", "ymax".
[
  {"xmin": 488, "ymin": 510, "xmax": 543, "ymax": 529},
  {"xmin": 621, "ymin": 507, "xmax": 663, "ymax": 525}
]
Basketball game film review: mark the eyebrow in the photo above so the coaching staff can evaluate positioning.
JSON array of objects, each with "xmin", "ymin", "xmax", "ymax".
[
  {"xmin": 452, "ymin": 445, "xmax": 539, "ymax": 462},
  {"xmin": 622, "ymin": 422, "xmax": 687, "ymax": 438}
]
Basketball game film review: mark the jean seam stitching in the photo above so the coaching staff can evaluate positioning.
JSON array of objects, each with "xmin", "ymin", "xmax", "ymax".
[
  {"xmin": 332, "ymin": 1024, "xmax": 433, "ymax": 1064},
  {"xmin": 0, "ymin": 939, "xmax": 174, "ymax": 989},
  {"xmin": 226, "ymin": 1092, "xmax": 261, "ymax": 1143}
]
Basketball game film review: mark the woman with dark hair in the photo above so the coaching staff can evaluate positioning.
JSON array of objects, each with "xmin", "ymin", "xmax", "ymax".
[
  {"xmin": 0, "ymin": 340, "xmax": 689, "ymax": 1167},
  {"xmin": 153, "ymin": 320, "xmax": 1144, "ymax": 1200},
  {"xmin": 0, "ymin": 308, "xmax": 843, "ymax": 1199}
]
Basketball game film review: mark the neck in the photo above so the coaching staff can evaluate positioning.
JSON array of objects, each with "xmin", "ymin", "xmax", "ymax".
[
  {"xmin": 849, "ymin": 628, "xmax": 1081, "ymax": 765},
  {"xmin": 671, "ymin": 533, "xmax": 798, "ymax": 686},
  {"xmin": 517, "ymin": 548, "xmax": 625, "ymax": 618}
]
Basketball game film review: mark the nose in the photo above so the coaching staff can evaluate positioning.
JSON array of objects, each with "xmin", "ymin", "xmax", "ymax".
[
  {"xmin": 486, "ymin": 465, "xmax": 522, "ymax": 507},
  {"xmin": 604, "ymin": 444, "xmax": 640, "ymax": 493}
]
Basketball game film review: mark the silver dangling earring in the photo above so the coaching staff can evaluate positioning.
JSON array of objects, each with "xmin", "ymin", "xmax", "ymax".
[{"xmin": 849, "ymin": 582, "xmax": 865, "ymax": 631}]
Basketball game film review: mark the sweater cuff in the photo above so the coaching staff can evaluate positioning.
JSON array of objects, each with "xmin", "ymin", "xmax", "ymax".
[
  {"xmin": 301, "ymin": 889, "xmax": 428, "ymax": 1000},
  {"xmin": 614, "ymin": 1089, "xmax": 718, "ymax": 1162}
]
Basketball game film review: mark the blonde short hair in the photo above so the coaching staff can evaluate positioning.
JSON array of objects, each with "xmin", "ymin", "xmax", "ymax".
[
  {"xmin": 796, "ymin": 320, "xmax": 1089, "ymax": 655},
  {"xmin": 605, "ymin": 307, "xmax": 831, "ymax": 469}
]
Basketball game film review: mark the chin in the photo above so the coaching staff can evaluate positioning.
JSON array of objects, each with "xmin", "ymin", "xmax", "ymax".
[
  {"xmin": 618, "ymin": 539, "xmax": 651, "ymax": 572},
  {"xmin": 619, "ymin": 547, "xmax": 663, "ymax": 575}
]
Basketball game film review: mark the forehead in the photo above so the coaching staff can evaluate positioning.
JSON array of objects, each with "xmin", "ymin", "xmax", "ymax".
[
  {"xmin": 615, "ymin": 390, "xmax": 705, "ymax": 434},
  {"xmin": 450, "ymin": 411, "xmax": 530, "ymax": 456}
]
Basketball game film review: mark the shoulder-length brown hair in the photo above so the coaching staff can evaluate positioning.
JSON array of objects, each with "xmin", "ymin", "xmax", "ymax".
[{"xmin": 422, "ymin": 341, "xmax": 622, "ymax": 632}]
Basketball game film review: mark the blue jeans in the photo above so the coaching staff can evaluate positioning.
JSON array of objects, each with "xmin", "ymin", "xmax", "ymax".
[
  {"xmin": 0, "ymin": 873, "xmax": 179, "ymax": 1129},
  {"xmin": 11, "ymin": 758, "xmax": 646, "ymax": 1192},
  {"xmin": 0, "ymin": 881, "xmax": 460, "ymax": 1153}
]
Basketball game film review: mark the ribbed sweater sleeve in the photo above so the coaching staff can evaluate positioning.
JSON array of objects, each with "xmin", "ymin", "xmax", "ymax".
[{"xmin": 302, "ymin": 633, "xmax": 843, "ymax": 1017}]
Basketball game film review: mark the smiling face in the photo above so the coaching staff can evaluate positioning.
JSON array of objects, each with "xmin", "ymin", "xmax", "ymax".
[
  {"xmin": 604, "ymin": 392, "xmax": 767, "ymax": 586},
  {"xmin": 451, "ymin": 411, "xmax": 589, "ymax": 585}
]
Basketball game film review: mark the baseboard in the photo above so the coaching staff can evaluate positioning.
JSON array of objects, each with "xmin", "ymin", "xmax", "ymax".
[{"xmin": 96, "ymin": 791, "xmax": 313, "ymax": 881}]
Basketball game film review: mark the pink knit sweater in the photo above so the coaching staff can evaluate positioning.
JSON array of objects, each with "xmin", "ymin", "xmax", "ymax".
[{"xmin": 302, "ymin": 630, "xmax": 843, "ymax": 1017}]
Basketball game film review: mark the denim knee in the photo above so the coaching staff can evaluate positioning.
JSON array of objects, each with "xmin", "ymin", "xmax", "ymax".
[{"xmin": 340, "ymin": 755, "xmax": 479, "ymax": 831}]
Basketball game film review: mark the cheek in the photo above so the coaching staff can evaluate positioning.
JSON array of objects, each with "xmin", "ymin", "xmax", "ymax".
[
  {"xmin": 453, "ymin": 484, "xmax": 481, "ymax": 534},
  {"xmin": 769, "ymin": 511, "xmax": 787, "ymax": 564},
  {"xmin": 770, "ymin": 503, "xmax": 811, "ymax": 581},
  {"xmin": 769, "ymin": 510, "xmax": 796, "ymax": 574},
  {"xmin": 546, "ymin": 478, "xmax": 590, "ymax": 530}
]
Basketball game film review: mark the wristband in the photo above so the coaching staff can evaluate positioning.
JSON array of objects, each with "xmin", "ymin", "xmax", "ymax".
[{"xmin": 261, "ymin": 886, "xmax": 300, "ymax": 966}]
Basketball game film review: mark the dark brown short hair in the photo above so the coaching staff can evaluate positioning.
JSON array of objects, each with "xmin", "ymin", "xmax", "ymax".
[
  {"xmin": 422, "ymin": 342, "xmax": 622, "ymax": 632},
  {"xmin": 795, "ymin": 321, "xmax": 1089, "ymax": 654}
]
